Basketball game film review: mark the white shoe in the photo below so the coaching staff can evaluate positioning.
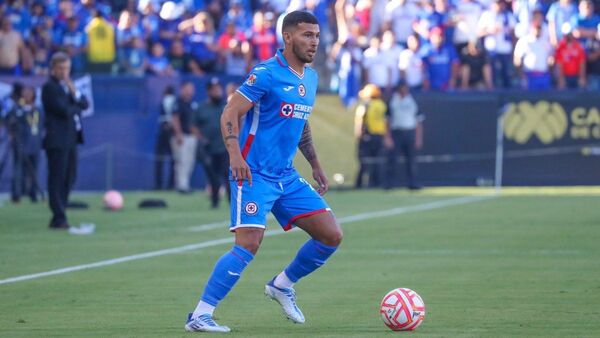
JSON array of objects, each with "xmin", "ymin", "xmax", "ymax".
[
  {"xmin": 265, "ymin": 279, "xmax": 305, "ymax": 324},
  {"xmin": 184, "ymin": 313, "xmax": 231, "ymax": 333}
]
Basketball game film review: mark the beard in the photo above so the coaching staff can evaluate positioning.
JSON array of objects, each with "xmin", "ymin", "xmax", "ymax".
[{"xmin": 292, "ymin": 43, "xmax": 314, "ymax": 64}]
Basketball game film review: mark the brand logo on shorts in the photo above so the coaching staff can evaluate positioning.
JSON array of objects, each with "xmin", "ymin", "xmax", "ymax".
[
  {"xmin": 244, "ymin": 202, "xmax": 259, "ymax": 215},
  {"xmin": 298, "ymin": 84, "xmax": 306, "ymax": 97}
]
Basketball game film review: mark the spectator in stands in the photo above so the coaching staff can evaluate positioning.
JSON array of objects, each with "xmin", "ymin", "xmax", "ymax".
[
  {"xmin": 459, "ymin": 40, "xmax": 494, "ymax": 90},
  {"xmin": 331, "ymin": 37, "xmax": 362, "ymax": 108},
  {"xmin": 586, "ymin": 26, "xmax": 600, "ymax": 90},
  {"xmin": 116, "ymin": 10, "xmax": 143, "ymax": 73},
  {"xmin": 147, "ymin": 41, "xmax": 174, "ymax": 76},
  {"xmin": 478, "ymin": 0, "xmax": 516, "ymax": 88},
  {"xmin": 139, "ymin": 0, "xmax": 160, "ymax": 43},
  {"xmin": 384, "ymin": 81, "xmax": 423, "ymax": 190},
  {"xmin": 546, "ymin": 0, "xmax": 577, "ymax": 46},
  {"xmin": 514, "ymin": 22, "xmax": 554, "ymax": 90},
  {"xmin": 122, "ymin": 36, "xmax": 147, "ymax": 76},
  {"xmin": 223, "ymin": 37, "xmax": 251, "ymax": 76},
  {"xmin": 383, "ymin": 0, "xmax": 420, "ymax": 47},
  {"xmin": 362, "ymin": 36, "xmax": 394, "ymax": 97},
  {"xmin": 30, "ymin": 1, "xmax": 47, "ymax": 31},
  {"xmin": 5, "ymin": 86, "xmax": 43, "ymax": 203},
  {"xmin": 399, "ymin": 33, "xmax": 426, "ymax": 91},
  {"xmin": 354, "ymin": 84, "xmax": 389, "ymax": 189},
  {"xmin": 180, "ymin": 11, "xmax": 219, "ymax": 73},
  {"xmin": 453, "ymin": 0, "xmax": 483, "ymax": 53},
  {"xmin": 168, "ymin": 38, "xmax": 196, "ymax": 75},
  {"xmin": 171, "ymin": 81, "xmax": 198, "ymax": 194},
  {"xmin": 571, "ymin": 0, "xmax": 600, "ymax": 52},
  {"xmin": 250, "ymin": 11, "xmax": 278, "ymax": 63},
  {"xmin": 380, "ymin": 30, "xmax": 403, "ymax": 92},
  {"xmin": 28, "ymin": 18, "xmax": 53, "ymax": 75},
  {"xmin": 155, "ymin": 85, "xmax": 176, "ymax": 190},
  {"xmin": 218, "ymin": 19, "xmax": 248, "ymax": 51},
  {"xmin": 85, "ymin": 12, "xmax": 115, "ymax": 73},
  {"xmin": 555, "ymin": 23, "xmax": 587, "ymax": 89},
  {"xmin": 157, "ymin": 1, "xmax": 183, "ymax": 51},
  {"xmin": 0, "ymin": 16, "xmax": 27, "ymax": 75},
  {"xmin": 422, "ymin": 27, "xmax": 460, "ymax": 91},
  {"xmin": 219, "ymin": 0, "xmax": 252, "ymax": 35},
  {"xmin": 191, "ymin": 77, "xmax": 229, "ymax": 209},
  {"xmin": 4, "ymin": 0, "xmax": 32, "ymax": 39},
  {"xmin": 60, "ymin": 16, "xmax": 87, "ymax": 75}
]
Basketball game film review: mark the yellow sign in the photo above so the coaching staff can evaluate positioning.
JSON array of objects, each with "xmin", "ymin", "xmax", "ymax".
[{"xmin": 503, "ymin": 101, "xmax": 568, "ymax": 144}]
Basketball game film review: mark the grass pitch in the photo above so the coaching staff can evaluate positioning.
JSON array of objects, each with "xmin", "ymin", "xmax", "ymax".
[{"xmin": 1, "ymin": 188, "xmax": 599, "ymax": 337}]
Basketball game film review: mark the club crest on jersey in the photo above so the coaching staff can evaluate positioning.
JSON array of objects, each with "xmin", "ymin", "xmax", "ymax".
[
  {"xmin": 298, "ymin": 84, "xmax": 306, "ymax": 97},
  {"xmin": 246, "ymin": 74, "xmax": 257, "ymax": 86},
  {"xmin": 280, "ymin": 102, "xmax": 312, "ymax": 120},
  {"xmin": 244, "ymin": 202, "xmax": 258, "ymax": 215}
]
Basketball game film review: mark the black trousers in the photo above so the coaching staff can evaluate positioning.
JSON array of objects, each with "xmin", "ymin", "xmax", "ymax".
[
  {"xmin": 200, "ymin": 152, "xmax": 230, "ymax": 208},
  {"xmin": 385, "ymin": 129, "xmax": 418, "ymax": 189},
  {"xmin": 11, "ymin": 143, "xmax": 40, "ymax": 202},
  {"xmin": 154, "ymin": 126, "xmax": 174, "ymax": 190},
  {"xmin": 46, "ymin": 148, "xmax": 77, "ymax": 226},
  {"xmin": 355, "ymin": 135, "xmax": 385, "ymax": 188}
]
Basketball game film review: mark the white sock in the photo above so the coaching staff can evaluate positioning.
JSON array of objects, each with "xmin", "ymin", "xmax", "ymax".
[
  {"xmin": 192, "ymin": 301, "xmax": 215, "ymax": 318},
  {"xmin": 273, "ymin": 271, "xmax": 294, "ymax": 289}
]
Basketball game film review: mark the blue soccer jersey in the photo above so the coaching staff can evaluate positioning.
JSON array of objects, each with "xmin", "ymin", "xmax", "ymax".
[{"xmin": 236, "ymin": 49, "xmax": 318, "ymax": 180}]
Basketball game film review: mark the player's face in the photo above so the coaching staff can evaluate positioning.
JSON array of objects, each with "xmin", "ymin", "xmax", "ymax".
[{"xmin": 289, "ymin": 23, "xmax": 320, "ymax": 64}]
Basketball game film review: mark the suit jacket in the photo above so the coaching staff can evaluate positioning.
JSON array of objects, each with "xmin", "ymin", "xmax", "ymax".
[{"xmin": 41, "ymin": 76, "xmax": 89, "ymax": 150}]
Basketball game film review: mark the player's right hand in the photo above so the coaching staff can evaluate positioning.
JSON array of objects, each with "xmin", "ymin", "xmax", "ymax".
[{"xmin": 230, "ymin": 155, "xmax": 252, "ymax": 186}]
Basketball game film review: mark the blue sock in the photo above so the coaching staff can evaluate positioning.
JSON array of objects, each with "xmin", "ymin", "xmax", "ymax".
[
  {"xmin": 200, "ymin": 245, "xmax": 254, "ymax": 306},
  {"xmin": 283, "ymin": 239, "xmax": 338, "ymax": 283}
]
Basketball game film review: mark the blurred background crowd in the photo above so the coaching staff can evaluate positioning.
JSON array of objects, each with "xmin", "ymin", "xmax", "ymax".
[{"xmin": 1, "ymin": 0, "xmax": 600, "ymax": 106}]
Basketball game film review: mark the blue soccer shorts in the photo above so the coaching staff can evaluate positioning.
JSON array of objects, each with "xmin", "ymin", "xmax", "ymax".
[{"xmin": 229, "ymin": 171, "xmax": 330, "ymax": 232}]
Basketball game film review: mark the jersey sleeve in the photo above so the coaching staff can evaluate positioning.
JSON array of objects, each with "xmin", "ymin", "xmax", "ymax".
[{"xmin": 236, "ymin": 65, "xmax": 272, "ymax": 104}]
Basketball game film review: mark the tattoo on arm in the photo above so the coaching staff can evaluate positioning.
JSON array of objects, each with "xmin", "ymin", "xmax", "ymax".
[
  {"xmin": 298, "ymin": 122, "xmax": 317, "ymax": 162},
  {"xmin": 224, "ymin": 135, "xmax": 238, "ymax": 141},
  {"xmin": 226, "ymin": 121, "xmax": 233, "ymax": 135}
]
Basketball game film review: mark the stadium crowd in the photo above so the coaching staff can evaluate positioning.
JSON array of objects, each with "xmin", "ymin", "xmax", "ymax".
[{"xmin": 1, "ymin": 0, "xmax": 600, "ymax": 103}]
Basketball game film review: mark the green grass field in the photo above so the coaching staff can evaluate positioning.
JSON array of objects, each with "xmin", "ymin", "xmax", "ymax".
[{"xmin": 1, "ymin": 188, "xmax": 599, "ymax": 337}]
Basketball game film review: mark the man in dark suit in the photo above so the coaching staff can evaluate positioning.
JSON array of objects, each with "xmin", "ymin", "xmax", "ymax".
[{"xmin": 42, "ymin": 52, "xmax": 88, "ymax": 229}]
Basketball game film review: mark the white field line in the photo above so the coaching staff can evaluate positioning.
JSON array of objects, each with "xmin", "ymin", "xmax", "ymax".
[{"xmin": 0, "ymin": 195, "xmax": 494, "ymax": 286}]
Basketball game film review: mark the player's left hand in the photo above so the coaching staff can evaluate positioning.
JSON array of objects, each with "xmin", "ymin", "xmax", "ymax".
[{"xmin": 312, "ymin": 167, "xmax": 329, "ymax": 195}]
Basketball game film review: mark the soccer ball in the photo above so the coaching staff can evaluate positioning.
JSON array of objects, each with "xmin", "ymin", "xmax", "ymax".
[
  {"xmin": 103, "ymin": 190, "xmax": 124, "ymax": 210},
  {"xmin": 380, "ymin": 288, "xmax": 425, "ymax": 331}
]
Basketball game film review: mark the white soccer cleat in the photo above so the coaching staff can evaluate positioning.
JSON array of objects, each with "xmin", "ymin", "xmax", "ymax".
[
  {"xmin": 185, "ymin": 313, "xmax": 231, "ymax": 333},
  {"xmin": 265, "ymin": 279, "xmax": 305, "ymax": 324}
]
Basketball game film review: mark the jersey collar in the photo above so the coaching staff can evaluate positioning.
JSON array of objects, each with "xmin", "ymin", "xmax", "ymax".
[{"xmin": 275, "ymin": 48, "xmax": 305, "ymax": 79}]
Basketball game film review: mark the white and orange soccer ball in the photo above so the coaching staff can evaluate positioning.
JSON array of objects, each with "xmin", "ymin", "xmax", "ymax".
[
  {"xmin": 103, "ymin": 190, "xmax": 124, "ymax": 210},
  {"xmin": 380, "ymin": 288, "xmax": 425, "ymax": 331}
]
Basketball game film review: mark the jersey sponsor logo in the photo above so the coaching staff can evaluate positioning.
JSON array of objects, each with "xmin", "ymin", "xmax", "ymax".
[
  {"xmin": 283, "ymin": 86, "xmax": 294, "ymax": 91},
  {"xmin": 298, "ymin": 84, "xmax": 306, "ymax": 97},
  {"xmin": 246, "ymin": 74, "xmax": 257, "ymax": 86},
  {"xmin": 280, "ymin": 102, "xmax": 312, "ymax": 120},
  {"xmin": 244, "ymin": 201, "xmax": 259, "ymax": 215}
]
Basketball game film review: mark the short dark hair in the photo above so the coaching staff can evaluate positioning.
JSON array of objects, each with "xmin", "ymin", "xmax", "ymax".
[
  {"xmin": 282, "ymin": 11, "xmax": 318, "ymax": 33},
  {"xmin": 50, "ymin": 51, "xmax": 70, "ymax": 68}
]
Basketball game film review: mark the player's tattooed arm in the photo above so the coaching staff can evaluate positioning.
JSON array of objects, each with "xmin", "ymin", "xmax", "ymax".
[
  {"xmin": 220, "ymin": 91, "xmax": 254, "ymax": 185},
  {"xmin": 299, "ymin": 122, "xmax": 317, "ymax": 164},
  {"xmin": 299, "ymin": 122, "xmax": 329, "ymax": 194},
  {"xmin": 224, "ymin": 121, "xmax": 237, "ymax": 141}
]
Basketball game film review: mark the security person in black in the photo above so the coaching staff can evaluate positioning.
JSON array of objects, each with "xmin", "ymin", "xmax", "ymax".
[
  {"xmin": 191, "ymin": 77, "xmax": 229, "ymax": 208},
  {"xmin": 42, "ymin": 52, "xmax": 88, "ymax": 229}
]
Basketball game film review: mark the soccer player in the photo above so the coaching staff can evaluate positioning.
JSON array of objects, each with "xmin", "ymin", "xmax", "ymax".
[{"xmin": 184, "ymin": 11, "xmax": 343, "ymax": 333}]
